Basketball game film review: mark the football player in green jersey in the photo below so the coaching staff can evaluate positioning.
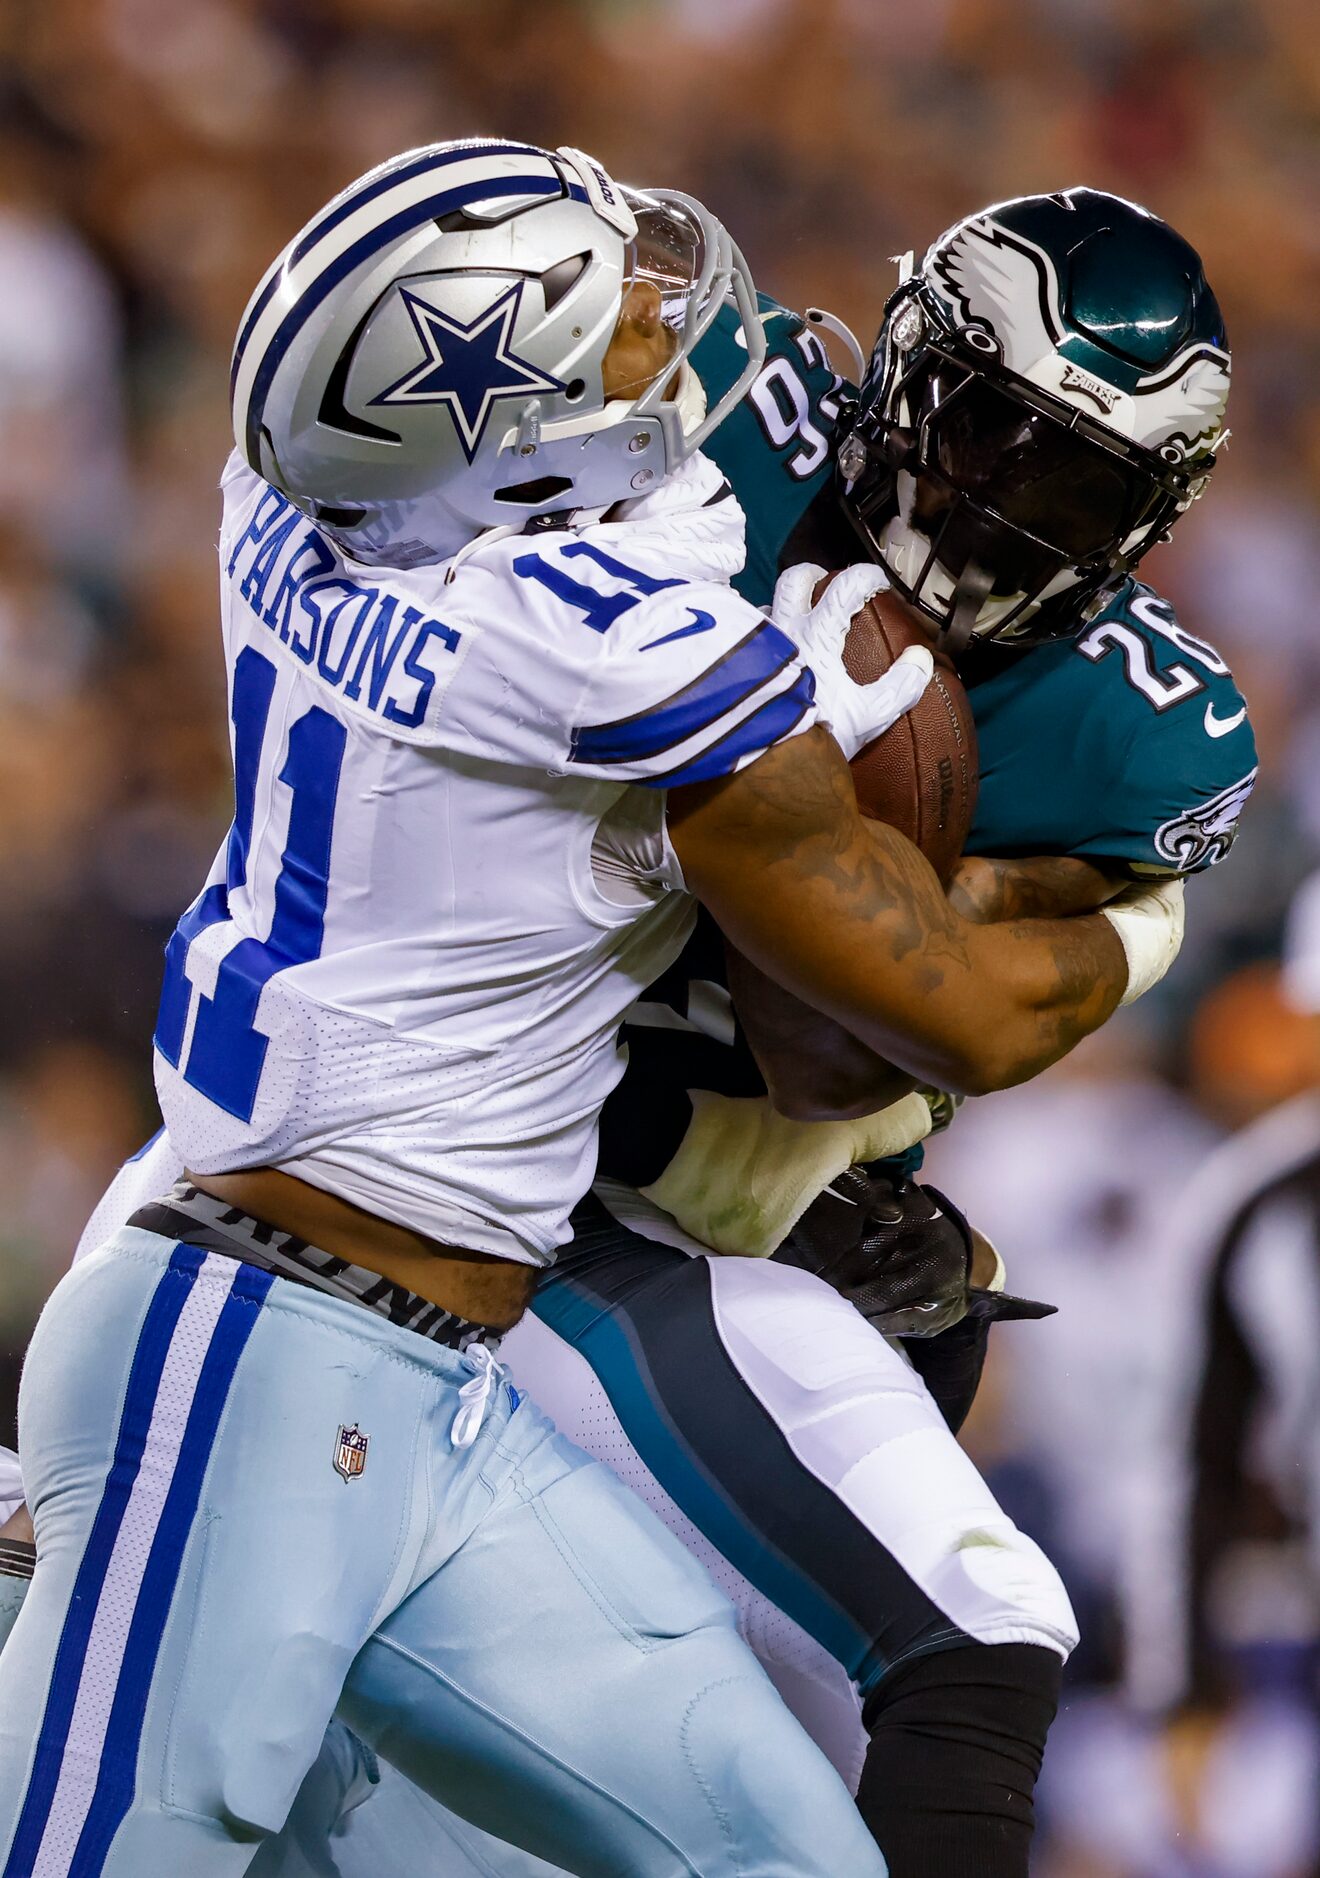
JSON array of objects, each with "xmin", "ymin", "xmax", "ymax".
[
  {"xmin": 275, "ymin": 187, "xmax": 1251, "ymax": 1878},
  {"xmin": 584, "ymin": 188, "xmax": 1250, "ymax": 1305},
  {"xmin": 495, "ymin": 189, "xmax": 1255, "ymax": 1878}
]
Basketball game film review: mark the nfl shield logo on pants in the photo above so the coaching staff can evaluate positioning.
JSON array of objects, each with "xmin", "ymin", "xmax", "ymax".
[{"xmin": 334, "ymin": 1424, "xmax": 369, "ymax": 1482}]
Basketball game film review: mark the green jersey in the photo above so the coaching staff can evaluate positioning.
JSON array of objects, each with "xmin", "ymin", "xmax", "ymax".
[
  {"xmin": 595, "ymin": 298, "xmax": 1256, "ymax": 1192},
  {"xmin": 692, "ymin": 296, "xmax": 1258, "ymax": 875}
]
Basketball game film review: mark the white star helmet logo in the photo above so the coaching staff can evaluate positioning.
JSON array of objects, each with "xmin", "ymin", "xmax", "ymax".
[{"xmin": 372, "ymin": 281, "xmax": 565, "ymax": 462}]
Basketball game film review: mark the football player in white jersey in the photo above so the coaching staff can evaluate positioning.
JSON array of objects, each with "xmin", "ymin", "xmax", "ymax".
[{"xmin": 0, "ymin": 140, "xmax": 1170, "ymax": 1878}]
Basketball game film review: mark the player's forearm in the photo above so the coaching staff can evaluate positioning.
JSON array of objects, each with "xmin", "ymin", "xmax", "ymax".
[
  {"xmin": 738, "ymin": 856, "xmax": 1127, "ymax": 1120},
  {"xmin": 724, "ymin": 853, "xmax": 1127, "ymax": 1096},
  {"xmin": 947, "ymin": 855, "xmax": 1128, "ymax": 925},
  {"xmin": 724, "ymin": 942, "xmax": 918, "ymax": 1122},
  {"xmin": 946, "ymin": 911, "xmax": 1127, "ymax": 1091},
  {"xmin": 672, "ymin": 730, "xmax": 1130, "ymax": 1098}
]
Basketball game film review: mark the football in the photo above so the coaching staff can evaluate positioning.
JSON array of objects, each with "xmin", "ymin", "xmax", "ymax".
[{"xmin": 839, "ymin": 584, "xmax": 979, "ymax": 882}]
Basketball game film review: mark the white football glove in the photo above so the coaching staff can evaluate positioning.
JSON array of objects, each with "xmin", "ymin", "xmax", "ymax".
[
  {"xmin": 771, "ymin": 561, "xmax": 934, "ymax": 760},
  {"xmin": 1101, "ymin": 876, "xmax": 1186, "ymax": 1005}
]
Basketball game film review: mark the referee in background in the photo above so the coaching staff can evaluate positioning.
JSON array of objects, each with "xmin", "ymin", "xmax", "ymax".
[{"xmin": 1125, "ymin": 872, "xmax": 1320, "ymax": 1876}]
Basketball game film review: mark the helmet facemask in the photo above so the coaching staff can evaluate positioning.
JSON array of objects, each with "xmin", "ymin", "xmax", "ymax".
[
  {"xmin": 600, "ymin": 184, "xmax": 759, "ymax": 455},
  {"xmin": 840, "ymin": 277, "xmax": 1218, "ymax": 653},
  {"xmin": 494, "ymin": 185, "xmax": 738, "ymax": 503}
]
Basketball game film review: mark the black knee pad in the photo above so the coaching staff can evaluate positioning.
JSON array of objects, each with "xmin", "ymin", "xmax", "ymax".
[{"xmin": 857, "ymin": 1641, "xmax": 1062, "ymax": 1878}]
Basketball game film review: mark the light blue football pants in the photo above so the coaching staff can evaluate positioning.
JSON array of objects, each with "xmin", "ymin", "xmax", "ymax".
[
  {"xmin": 0, "ymin": 1227, "xmax": 885, "ymax": 1878},
  {"xmin": 261, "ymin": 1729, "xmax": 567, "ymax": 1878}
]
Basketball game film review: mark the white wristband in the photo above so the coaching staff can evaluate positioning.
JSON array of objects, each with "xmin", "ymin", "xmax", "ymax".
[
  {"xmin": 971, "ymin": 1227, "xmax": 1007, "ymax": 1293},
  {"xmin": 1101, "ymin": 877, "xmax": 1186, "ymax": 1006}
]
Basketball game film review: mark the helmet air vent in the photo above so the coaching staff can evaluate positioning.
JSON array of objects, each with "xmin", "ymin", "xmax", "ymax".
[
  {"xmin": 494, "ymin": 475, "xmax": 575, "ymax": 505},
  {"xmin": 434, "ymin": 208, "xmax": 498, "ymax": 236},
  {"xmin": 540, "ymin": 254, "xmax": 590, "ymax": 311}
]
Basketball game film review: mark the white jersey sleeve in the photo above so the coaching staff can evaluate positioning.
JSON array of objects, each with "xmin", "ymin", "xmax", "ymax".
[
  {"xmin": 216, "ymin": 453, "xmax": 818, "ymax": 789},
  {"xmin": 565, "ymin": 582, "xmax": 817, "ymax": 789},
  {"xmin": 405, "ymin": 475, "xmax": 820, "ymax": 785},
  {"xmin": 436, "ymin": 552, "xmax": 818, "ymax": 786}
]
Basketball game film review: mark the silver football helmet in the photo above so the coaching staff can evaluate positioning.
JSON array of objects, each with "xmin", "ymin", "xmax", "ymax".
[{"xmin": 230, "ymin": 138, "xmax": 765, "ymax": 567}]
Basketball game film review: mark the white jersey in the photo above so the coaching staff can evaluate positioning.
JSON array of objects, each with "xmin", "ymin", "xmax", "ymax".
[{"xmin": 153, "ymin": 451, "xmax": 818, "ymax": 1263}]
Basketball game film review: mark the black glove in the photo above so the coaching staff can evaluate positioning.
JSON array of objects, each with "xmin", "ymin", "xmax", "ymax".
[{"xmin": 774, "ymin": 1165, "xmax": 1055, "ymax": 1338}]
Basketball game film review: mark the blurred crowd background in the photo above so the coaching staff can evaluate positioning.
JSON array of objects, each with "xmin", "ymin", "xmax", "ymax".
[{"xmin": 0, "ymin": 0, "xmax": 1317, "ymax": 1871}]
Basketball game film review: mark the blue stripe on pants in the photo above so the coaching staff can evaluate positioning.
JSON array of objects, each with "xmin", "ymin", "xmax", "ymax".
[{"xmin": 3, "ymin": 1248, "xmax": 273, "ymax": 1878}]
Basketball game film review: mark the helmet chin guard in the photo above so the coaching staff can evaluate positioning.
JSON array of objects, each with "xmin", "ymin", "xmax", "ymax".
[
  {"xmin": 838, "ymin": 188, "xmax": 1230, "ymax": 648},
  {"xmin": 937, "ymin": 561, "xmax": 994, "ymax": 659}
]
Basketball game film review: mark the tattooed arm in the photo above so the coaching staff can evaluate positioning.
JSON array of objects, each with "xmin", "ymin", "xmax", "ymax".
[
  {"xmin": 722, "ymin": 852, "xmax": 1129, "ymax": 1118},
  {"xmin": 667, "ymin": 727, "xmax": 1129, "ymax": 1099},
  {"xmin": 945, "ymin": 854, "xmax": 1128, "ymax": 924},
  {"xmin": 723, "ymin": 945, "xmax": 919, "ymax": 1121}
]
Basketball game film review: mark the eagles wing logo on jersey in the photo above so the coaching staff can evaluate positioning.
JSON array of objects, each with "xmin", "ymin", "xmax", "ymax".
[
  {"xmin": 1154, "ymin": 768, "xmax": 1256, "ymax": 870},
  {"xmin": 371, "ymin": 281, "xmax": 565, "ymax": 462}
]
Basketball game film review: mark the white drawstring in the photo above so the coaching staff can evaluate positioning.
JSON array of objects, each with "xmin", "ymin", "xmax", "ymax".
[{"xmin": 450, "ymin": 1341, "xmax": 505, "ymax": 1449}]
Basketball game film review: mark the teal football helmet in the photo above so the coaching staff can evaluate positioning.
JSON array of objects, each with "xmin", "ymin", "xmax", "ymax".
[{"xmin": 837, "ymin": 188, "xmax": 1231, "ymax": 649}]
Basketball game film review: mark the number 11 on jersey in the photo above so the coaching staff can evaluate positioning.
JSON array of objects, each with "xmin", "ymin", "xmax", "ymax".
[{"xmin": 155, "ymin": 646, "xmax": 347, "ymax": 1123}]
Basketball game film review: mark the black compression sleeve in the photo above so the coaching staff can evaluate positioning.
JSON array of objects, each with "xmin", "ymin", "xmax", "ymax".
[{"xmin": 858, "ymin": 1642, "xmax": 1061, "ymax": 1877}]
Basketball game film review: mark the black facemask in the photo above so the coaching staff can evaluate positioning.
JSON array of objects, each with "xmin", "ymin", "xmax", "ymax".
[{"xmin": 839, "ymin": 320, "xmax": 1189, "ymax": 648}]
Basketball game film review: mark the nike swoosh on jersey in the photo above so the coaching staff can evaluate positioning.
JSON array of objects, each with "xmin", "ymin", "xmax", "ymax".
[
  {"xmin": 1204, "ymin": 701, "xmax": 1247, "ymax": 738},
  {"xmin": 640, "ymin": 609, "xmax": 717, "ymax": 652}
]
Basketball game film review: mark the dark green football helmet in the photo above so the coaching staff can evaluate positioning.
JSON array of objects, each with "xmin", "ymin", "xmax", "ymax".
[{"xmin": 837, "ymin": 188, "xmax": 1230, "ymax": 649}]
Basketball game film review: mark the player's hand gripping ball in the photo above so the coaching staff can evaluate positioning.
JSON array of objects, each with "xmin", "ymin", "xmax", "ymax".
[{"xmin": 773, "ymin": 562, "xmax": 978, "ymax": 882}]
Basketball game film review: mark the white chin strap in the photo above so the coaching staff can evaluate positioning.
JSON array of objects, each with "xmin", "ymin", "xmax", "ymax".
[{"xmin": 881, "ymin": 502, "xmax": 1080, "ymax": 640}]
